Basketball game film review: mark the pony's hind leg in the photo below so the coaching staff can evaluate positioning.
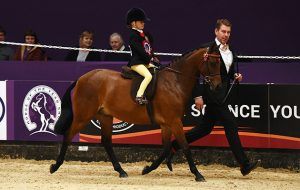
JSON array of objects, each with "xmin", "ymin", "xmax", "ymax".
[
  {"xmin": 142, "ymin": 126, "xmax": 172, "ymax": 175},
  {"xmin": 99, "ymin": 114, "xmax": 128, "ymax": 178},
  {"xmin": 50, "ymin": 128, "xmax": 77, "ymax": 173},
  {"xmin": 50, "ymin": 134, "xmax": 68, "ymax": 173},
  {"xmin": 50, "ymin": 116, "xmax": 92, "ymax": 173}
]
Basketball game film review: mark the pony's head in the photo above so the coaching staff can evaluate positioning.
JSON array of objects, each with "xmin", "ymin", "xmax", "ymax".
[{"xmin": 197, "ymin": 47, "xmax": 222, "ymax": 90}]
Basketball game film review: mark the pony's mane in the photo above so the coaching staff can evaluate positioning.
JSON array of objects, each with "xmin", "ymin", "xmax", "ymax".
[{"xmin": 167, "ymin": 48, "xmax": 202, "ymax": 68}]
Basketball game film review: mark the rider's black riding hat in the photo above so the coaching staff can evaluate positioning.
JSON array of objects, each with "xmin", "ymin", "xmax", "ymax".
[{"xmin": 126, "ymin": 8, "xmax": 150, "ymax": 25}]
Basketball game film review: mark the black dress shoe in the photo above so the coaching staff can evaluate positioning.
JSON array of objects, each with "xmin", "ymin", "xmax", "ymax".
[
  {"xmin": 135, "ymin": 96, "xmax": 148, "ymax": 105},
  {"xmin": 240, "ymin": 160, "xmax": 261, "ymax": 176}
]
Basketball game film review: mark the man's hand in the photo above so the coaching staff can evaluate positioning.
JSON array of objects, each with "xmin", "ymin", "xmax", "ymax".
[
  {"xmin": 234, "ymin": 73, "xmax": 243, "ymax": 82},
  {"xmin": 194, "ymin": 96, "xmax": 204, "ymax": 110}
]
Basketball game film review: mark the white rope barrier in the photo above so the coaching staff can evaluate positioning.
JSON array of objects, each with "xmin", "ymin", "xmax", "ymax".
[
  {"xmin": 1, "ymin": 41, "xmax": 300, "ymax": 59},
  {"xmin": 0, "ymin": 41, "xmax": 182, "ymax": 57},
  {"xmin": 237, "ymin": 55, "xmax": 300, "ymax": 60}
]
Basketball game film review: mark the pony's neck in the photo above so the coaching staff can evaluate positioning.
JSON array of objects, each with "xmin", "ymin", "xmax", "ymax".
[{"xmin": 169, "ymin": 49, "xmax": 203, "ymax": 101}]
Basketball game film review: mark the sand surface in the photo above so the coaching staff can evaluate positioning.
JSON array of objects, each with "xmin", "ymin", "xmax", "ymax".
[{"xmin": 0, "ymin": 159, "xmax": 299, "ymax": 190}]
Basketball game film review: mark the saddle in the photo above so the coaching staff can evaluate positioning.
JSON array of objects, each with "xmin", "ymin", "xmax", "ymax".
[{"xmin": 121, "ymin": 66, "xmax": 158, "ymax": 103}]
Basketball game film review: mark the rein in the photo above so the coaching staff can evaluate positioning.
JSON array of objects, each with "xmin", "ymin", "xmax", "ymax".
[
  {"xmin": 221, "ymin": 78, "xmax": 236, "ymax": 104},
  {"xmin": 163, "ymin": 67, "xmax": 200, "ymax": 79},
  {"xmin": 163, "ymin": 53, "xmax": 221, "ymax": 80},
  {"xmin": 222, "ymin": 56, "xmax": 240, "ymax": 104}
]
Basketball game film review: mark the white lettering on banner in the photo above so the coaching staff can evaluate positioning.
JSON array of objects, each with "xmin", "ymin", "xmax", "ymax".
[
  {"xmin": 190, "ymin": 103, "xmax": 300, "ymax": 119},
  {"xmin": 240, "ymin": 105, "xmax": 250, "ymax": 117},
  {"xmin": 191, "ymin": 104, "xmax": 260, "ymax": 118},
  {"xmin": 295, "ymin": 106, "xmax": 300, "ymax": 119},
  {"xmin": 251, "ymin": 105, "xmax": 260, "ymax": 118},
  {"xmin": 281, "ymin": 105, "xmax": 292, "ymax": 118},
  {"xmin": 191, "ymin": 105, "xmax": 206, "ymax": 116},
  {"xmin": 270, "ymin": 105, "xmax": 300, "ymax": 119},
  {"xmin": 228, "ymin": 105, "xmax": 238, "ymax": 117},
  {"xmin": 270, "ymin": 105, "xmax": 280, "ymax": 118},
  {"xmin": 228, "ymin": 105, "xmax": 260, "ymax": 118}
]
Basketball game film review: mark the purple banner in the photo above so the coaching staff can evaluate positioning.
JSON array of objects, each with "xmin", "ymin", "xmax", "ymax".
[{"xmin": 7, "ymin": 80, "xmax": 78, "ymax": 142}]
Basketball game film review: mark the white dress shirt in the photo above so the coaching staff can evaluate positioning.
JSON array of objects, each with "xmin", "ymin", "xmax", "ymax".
[
  {"xmin": 77, "ymin": 50, "xmax": 89, "ymax": 62},
  {"xmin": 215, "ymin": 38, "xmax": 233, "ymax": 73}
]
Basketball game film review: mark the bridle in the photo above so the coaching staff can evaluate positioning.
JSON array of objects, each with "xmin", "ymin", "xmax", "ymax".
[{"xmin": 201, "ymin": 47, "xmax": 221, "ymax": 86}]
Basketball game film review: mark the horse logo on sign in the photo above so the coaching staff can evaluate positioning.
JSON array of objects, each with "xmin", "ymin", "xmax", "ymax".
[{"xmin": 22, "ymin": 85, "xmax": 61, "ymax": 136}]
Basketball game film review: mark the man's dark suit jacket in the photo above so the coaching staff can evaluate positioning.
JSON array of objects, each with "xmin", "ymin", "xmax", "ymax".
[{"xmin": 194, "ymin": 41, "xmax": 237, "ymax": 105}]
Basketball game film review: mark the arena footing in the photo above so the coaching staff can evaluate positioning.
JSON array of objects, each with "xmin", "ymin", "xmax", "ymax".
[{"xmin": 0, "ymin": 141, "xmax": 299, "ymax": 171}]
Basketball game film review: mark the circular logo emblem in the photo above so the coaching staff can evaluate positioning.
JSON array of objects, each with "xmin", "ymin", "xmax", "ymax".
[
  {"xmin": 91, "ymin": 118, "xmax": 134, "ymax": 133},
  {"xmin": 143, "ymin": 41, "xmax": 152, "ymax": 55},
  {"xmin": 22, "ymin": 85, "xmax": 61, "ymax": 136},
  {"xmin": 0, "ymin": 97, "xmax": 5, "ymax": 123}
]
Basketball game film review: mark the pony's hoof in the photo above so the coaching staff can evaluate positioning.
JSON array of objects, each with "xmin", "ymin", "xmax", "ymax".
[
  {"xmin": 50, "ymin": 164, "xmax": 57, "ymax": 174},
  {"xmin": 142, "ymin": 166, "xmax": 151, "ymax": 175},
  {"xmin": 166, "ymin": 161, "xmax": 173, "ymax": 171},
  {"xmin": 119, "ymin": 172, "xmax": 128, "ymax": 178},
  {"xmin": 195, "ymin": 174, "xmax": 206, "ymax": 182},
  {"xmin": 166, "ymin": 152, "xmax": 174, "ymax": 171}
]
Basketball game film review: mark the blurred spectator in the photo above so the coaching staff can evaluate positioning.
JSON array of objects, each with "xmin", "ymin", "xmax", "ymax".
[
  {"xmin": 0, "ymin": 26, "xmax": 14, "ymax": 60},
  {"xmin": 65, "ymin": 30, "xmax": 101, "ymax": 62},
  {"xmin": 103, "ymin": 32, "xmax": 130, "ymax": 62},
  {"xmin": 14, "ymin": 29, "xmax": 47, "ymax": 61}
]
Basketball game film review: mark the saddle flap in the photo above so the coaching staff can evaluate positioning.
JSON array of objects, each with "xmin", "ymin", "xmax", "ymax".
[
  {"xmin": 121, "ymin": 66, "xmax": 139, "ymax": 79},
  {"xmin": 121, "ymin": 66, "xmax": 158, "ymax": 102}
]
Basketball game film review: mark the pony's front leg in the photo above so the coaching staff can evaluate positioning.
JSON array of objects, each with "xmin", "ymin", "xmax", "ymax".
[
  {"xmin": 99, "ymin": 114, "xmax": 128, "ymax": 178},
  {"xmin": 142, "ymin": 126, "xmax": 172, "ymax": 175},
  {"xmin": 170, "ymin": 120, "xmax": 205, "ymax": 182}
]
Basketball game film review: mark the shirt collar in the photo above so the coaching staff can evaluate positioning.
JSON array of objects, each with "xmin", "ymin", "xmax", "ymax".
[
  {"xmin": 215, "ymin": 38, "xmax": 230, "ymax": 51},
  {"xmin": 215, "ymin": 38, "xmax": 221, "ymax": 46},
  {"xmin": 132, "ymin": 28, "xmax": 143, "ymax": 33}
]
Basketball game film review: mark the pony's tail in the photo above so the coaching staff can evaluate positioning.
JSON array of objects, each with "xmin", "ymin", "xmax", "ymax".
[{"xmin": 54, "ymin": 80, "xmax": 77, "ymax": 135}]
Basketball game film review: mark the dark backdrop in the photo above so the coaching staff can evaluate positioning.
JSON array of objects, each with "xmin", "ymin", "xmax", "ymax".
[{"xmin": 1, "ymin": 0, "xmax": 299, "ymax": 60}]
